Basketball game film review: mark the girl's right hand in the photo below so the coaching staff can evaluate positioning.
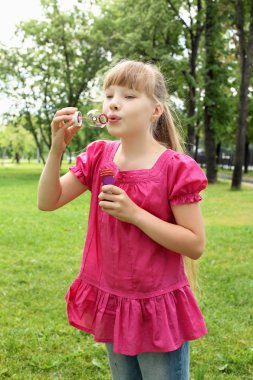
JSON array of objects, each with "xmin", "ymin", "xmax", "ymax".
[{"xmin": 50, "ymin": 107, "xmax": 80, "ymax": 155}]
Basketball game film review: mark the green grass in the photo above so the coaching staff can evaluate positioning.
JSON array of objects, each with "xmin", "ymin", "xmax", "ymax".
[{"xmin": 0, "ymin": 162, "xmax": 252, "ymax": 379}]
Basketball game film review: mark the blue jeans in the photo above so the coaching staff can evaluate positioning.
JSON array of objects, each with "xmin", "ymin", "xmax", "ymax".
[{"xmin": 105, "ymin": 341, "xmax": 190, "ymax": 380}]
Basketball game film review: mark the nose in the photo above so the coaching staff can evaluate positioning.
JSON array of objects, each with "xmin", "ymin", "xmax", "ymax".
[{"xmin": 109, "ymin": 96, "xmax": 121, "ymax": 111}]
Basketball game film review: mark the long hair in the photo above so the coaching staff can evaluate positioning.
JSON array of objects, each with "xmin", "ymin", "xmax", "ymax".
[{"xmin": 102, "ymin": 59, "xmax": 202, "ymax": 295}]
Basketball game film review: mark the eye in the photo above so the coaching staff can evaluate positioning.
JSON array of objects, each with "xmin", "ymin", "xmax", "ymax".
[
  {"xmin": 105, "ymin": 95, "xmax": 113, "ymax": 98},
  {"xmin": 125, "ymin": 95, "xmax": 136, "ymax": 99}
]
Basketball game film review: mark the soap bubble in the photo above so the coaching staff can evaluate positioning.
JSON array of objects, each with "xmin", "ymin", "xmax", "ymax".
[{"xmin": 87, "ymin": 109, "xmax": 108, "ymax": 128}]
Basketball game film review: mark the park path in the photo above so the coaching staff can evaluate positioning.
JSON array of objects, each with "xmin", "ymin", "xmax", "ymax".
[{"xmin": 218, "ymin": 174, "xmax": 253, "ymax": 187}]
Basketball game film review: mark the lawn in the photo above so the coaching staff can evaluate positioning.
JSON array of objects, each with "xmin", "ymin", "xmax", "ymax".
[{"xmin": 0, "ymin": 162, "xmax": 252, "ymax": 379}]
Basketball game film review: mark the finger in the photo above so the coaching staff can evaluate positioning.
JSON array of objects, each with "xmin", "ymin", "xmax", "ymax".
[
  {"xmin": 102, "ymin": 185, "xmax": 122, "ymax": 195},
  {"xmin": 51, "ymin": 117, "xmax": 73, "ymax": 133},
  {"xmin": 52, "ymin": 115, "xmax": 73, "ymax": 124},
  {"xmin": 65, "ymin": 125, "xmax": 80, "ymax": 136},
  {"xmin": 55, "ymin": 107, "xmax": 78, "ymax": 116},
  {"xmin": 99, "ymin": 200, "xmax": 116, "ymax": 209},
  {"xmin": 61, "ymin": 116, "xmax": 82, "ymax": 129},
  {"xmin": 99, "ymin": 192, "xmax": 116, "ymax": 201}
]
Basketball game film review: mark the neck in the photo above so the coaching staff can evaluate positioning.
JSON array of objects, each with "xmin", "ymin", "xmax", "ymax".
[{"xmin": 117, "ymin": 134, "xmax": 162, "ymax": 159}]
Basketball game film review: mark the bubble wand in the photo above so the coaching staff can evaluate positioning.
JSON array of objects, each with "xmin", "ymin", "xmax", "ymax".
[
  {"xmin": 71, "ymin": 110, "xmax": 116, "ymax": 190},
  {"xmin": 72, "ymin": 110, "xmax": 108, "ymax": 128}
]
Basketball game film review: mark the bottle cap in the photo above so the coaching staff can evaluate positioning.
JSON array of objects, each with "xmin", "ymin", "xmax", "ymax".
[{"xmin": 100, "ymin": 168, "xmax": 114, "ymax": 176}]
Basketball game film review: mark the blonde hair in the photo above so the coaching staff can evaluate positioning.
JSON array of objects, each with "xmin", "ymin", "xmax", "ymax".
[{"xmin": 102, "ymin": 59, "xmax": 202, "ymax": 295}]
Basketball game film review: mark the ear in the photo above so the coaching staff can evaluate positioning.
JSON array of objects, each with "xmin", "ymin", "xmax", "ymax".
[{"xmin": 151, "ymin": 102, "xmax": 164, "ymax": 122}]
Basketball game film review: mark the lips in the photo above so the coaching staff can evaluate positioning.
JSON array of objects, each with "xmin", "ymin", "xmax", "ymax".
[{"xmin": 108, "ymin": 114, "xmax": 122, "ymax": 121}]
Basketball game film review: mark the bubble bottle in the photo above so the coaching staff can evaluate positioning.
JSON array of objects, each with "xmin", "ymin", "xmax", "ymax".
[
  {"xmin": 100, "ymin": 168, "xmax": 115, "ymax": 186},
  {"xmin": 99, "ymin": 168, "xmax": 115, "ymax": 198}
]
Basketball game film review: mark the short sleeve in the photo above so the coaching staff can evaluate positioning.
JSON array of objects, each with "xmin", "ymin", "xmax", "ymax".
[
  {"xmin": 168, "ymin": 152, "xmax": 208, "ymax": 206},
  {"xmin": 69, "ymin": 140, "xmax": 106, "ymax": 191}
]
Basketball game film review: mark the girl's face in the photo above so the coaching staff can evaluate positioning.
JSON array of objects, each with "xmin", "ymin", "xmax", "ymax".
[{"xmin": 102, "ymin": 85, "xmax": 156, "ymax": 138}]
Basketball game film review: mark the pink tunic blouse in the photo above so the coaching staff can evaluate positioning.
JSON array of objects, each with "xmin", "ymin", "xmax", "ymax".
[{"xmin": 65, "ymin": 139, "xmax": 208, "ymax": 355}]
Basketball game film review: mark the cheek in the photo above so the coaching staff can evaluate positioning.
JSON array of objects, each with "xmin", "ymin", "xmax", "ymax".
[
  {"xmin": 128, "ymin": 103, "xmax": 150, "ymax": 118},
  {"xmin": 127, "ymin": 112, "xmax": 145, "ymax": 128},
  {"xmin": 132, "ymin": 106, "xmax": 151, "ymax": 125}
]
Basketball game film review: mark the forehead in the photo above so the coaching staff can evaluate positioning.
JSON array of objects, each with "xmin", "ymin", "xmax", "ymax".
[
  {"xmin": 104, "ymin": 85, "xmax": 140, "ymax": 92},
  {"xmin": 102, "ymin": 63, "xmax": 156, "ymax": 97}
]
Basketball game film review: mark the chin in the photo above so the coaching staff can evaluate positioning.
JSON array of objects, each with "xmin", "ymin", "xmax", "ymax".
[{"xmin": 106, "ymin": 127, "xmax": 124, "ymax": 138}]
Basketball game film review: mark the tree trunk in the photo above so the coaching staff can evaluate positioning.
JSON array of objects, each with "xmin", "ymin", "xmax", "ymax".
[
  {"xmin": 186, "ymin": 70, "xmax": 196, "ymax": 156},
  {"xmin": 194, "ymin": 133, "xmax": 200, "ymax": 161},
  {"xmin": 168, "ymin": 1, "xmax": 204, "ymax": 157},
  {"xmin": 15, "ymin": 152, "xmax": 20, "ymax": 164},
  {"xmin": 232, "ymin": 0, "xmax": 253, "ymax": 188},
  {"xmin": 216, "ymin": 142, "xmax": 221, "ymax": 165},
  {"xmin": 186, "ymin": 33, "xmax": 202, "ymax": 157},
  {"xmin": 244, "ymin": 138, "xmax": 249, "ymax": 173},
  {"xmin": 204, "ymin": 0, "xmax": 218, "ymax": 184}
]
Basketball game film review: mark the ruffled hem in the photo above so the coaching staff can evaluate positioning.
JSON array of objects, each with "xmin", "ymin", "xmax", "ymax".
[
  {"xmin": 65, "ymin": 277, "xmax": 208, "ymax": 355},
  {"xmin": 170, "ymin": 192, "xmax": 202, "ymax": 206}
]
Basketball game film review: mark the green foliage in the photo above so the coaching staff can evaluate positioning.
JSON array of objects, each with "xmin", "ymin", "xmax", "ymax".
[
  {"xmin": 0, "ymin": 0, "xmax": 252, "ymax": 164},
  {"xmin": 0, "ymin": 123, "xmax": 36, "ymax": 161},
  {"xmin": 0, "ymin": 0, "xmax": 110, "ymax": 161}
]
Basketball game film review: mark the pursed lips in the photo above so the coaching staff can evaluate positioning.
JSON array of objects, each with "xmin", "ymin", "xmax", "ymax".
[
  {"xmin": 108, "ymin": 115, "xmax": 122, "ymax": 122},
  {"xmin": 108, "ymin": 115, "xmax": 121, "ymax": 119}
]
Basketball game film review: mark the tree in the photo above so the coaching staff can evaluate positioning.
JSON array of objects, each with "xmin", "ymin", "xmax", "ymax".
[
  {"xmin": 203, "ymin": 0, "xmax": 233, "ymax": 183},
  {"xmin": 232, "ymin": 0, "xmax": 253, "ymax": 188},
  {"xmin": 0, "ymin": 0, "xmax": 108, "ymax": 164},
  {"xmin": 0, "ymin": 122, "xmax": 36, "ymax": 163},
  {"xmin": 167, "ymin": 0, "xmax": 205, "ymax": 155}
]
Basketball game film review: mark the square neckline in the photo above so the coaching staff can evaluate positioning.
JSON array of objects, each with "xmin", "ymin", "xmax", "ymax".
[{"xmin": 110, "ymin": 140, "xmax": 169, "ymax": 174}]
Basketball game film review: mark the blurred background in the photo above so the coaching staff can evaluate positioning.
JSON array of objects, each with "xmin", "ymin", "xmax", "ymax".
[{"xmin": 0, "ymin": 0, "xmax": 252, "ymax": 187}]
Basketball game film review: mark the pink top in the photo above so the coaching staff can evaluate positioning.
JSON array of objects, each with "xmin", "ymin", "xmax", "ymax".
[{"xmin": 65, "ymin": 139, "xmax": 209, "ymax": 355}]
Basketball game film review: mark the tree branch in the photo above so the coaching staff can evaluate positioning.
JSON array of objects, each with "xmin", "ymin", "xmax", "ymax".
[
  {"xmin": 167, "ymin": 0, "xmax": 191, "ymax": 32},
  {"xmin": 196, "ymin": 0, "xmax": 205, "ymax": 35},
  {"xmin": 186, "ymin": 0, "xmax": 193, "ymax": 29}
]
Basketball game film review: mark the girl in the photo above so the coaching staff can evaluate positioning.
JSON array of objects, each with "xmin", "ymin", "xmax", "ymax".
[{"xmin": 38, "ymin": 59, "xmax": 208, "ymax": 380}]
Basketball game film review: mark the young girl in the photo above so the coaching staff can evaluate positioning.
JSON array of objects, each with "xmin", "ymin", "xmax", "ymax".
[{"xmin": 38, "ymin": 59, "xmax": 208, "ymax": 380}]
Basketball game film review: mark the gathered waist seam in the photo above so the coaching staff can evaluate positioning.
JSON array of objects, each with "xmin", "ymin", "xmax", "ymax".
[{"xmin": 78, "ymin": 274, "xmax": 190, "ymax": 299}]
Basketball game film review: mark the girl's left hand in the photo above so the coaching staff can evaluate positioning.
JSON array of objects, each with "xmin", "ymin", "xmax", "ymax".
[{"xmin": 98, "ymin": 185, "xmax": 140, "ymax": 224}]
